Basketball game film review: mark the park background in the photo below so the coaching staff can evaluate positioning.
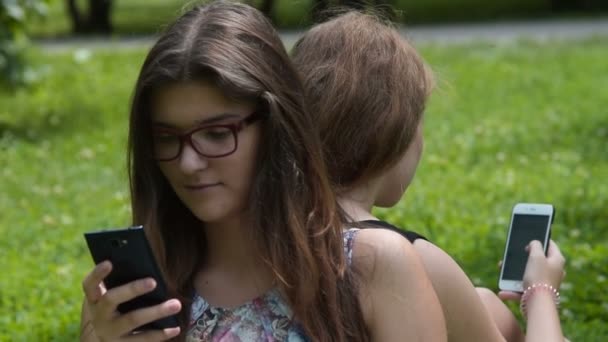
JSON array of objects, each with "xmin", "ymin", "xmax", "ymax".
[{"xmin": 1, "ymin": 0, "xmax": 607, "ymax": 340}]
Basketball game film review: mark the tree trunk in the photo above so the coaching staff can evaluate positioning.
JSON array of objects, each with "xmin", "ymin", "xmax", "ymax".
[
  {"xmin": 66, "ymin": 0, "xmax": 87, "ymax": 33},
  {"xmin": 89, "ymin": 0, "xmax": 113, "ymax": 34},
  {"xmin": 259, "ymin": 0, "xmax": 275, "ymax": 22},
  {"xmin": 550, "ymin": 0, "xmax": 587, "ymax": 11},
  {"xmin": 66, "ymin": 0, "xmax": 113, "ymax": 34}
]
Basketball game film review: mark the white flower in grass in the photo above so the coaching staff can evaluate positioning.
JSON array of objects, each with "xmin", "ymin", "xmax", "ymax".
[
  {"xmin": 73, "ymin": 49, "xmax": 92, "ymax": 64},
  {"xmin": 56, "ymin": 264, "xmax": 72, "ymax": 276},
  {"xmin": 571, "ymin": 258, "xmax": 585, "ymax": 270},
  {"xmin": 60, "ymin": 215, "xmax": 73, "ymax": 225},
  {"xmin": 518, "ymin": 156, "xmax": 528, "ymax": 165},
  {"xmin": 121, "ymin": 204, "xmax": 131, "ymax": 214},
  {"xmin": 113, "ymin": 191, "xmax": 126, "ymax": 201},
  {"xmin": 42, "ymin": 215, "xmax": 55, "ymax": 225},
  {"xmin": 53, "ymin": 185, "xmax": 64, "ymax": 195},
  {"xmin": 79, "ymin": 148, "xmax": 95, "ymax": 159}
]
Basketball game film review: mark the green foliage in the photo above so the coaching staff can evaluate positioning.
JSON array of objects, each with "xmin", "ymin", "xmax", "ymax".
[
  {"xmin": 1, "ymin": 38, "xmax": 607, "ymax": 340},
  {"xmin": 27, "ymin": 0, "xmax": 605, "ymax": 37},
  {"xmin": 0, "ymin": 0, "xmax": 48, "ymax": 86}
]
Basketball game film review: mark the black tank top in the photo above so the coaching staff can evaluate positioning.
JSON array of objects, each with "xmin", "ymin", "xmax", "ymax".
[{"xmin": 355, "ymin": 220, "xmax": 428, "ymax": 243}]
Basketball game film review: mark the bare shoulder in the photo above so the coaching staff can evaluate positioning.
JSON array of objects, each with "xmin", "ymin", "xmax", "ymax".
[
  {"xmin": 412, "ymin": 239, "xmax": 464, "ymax": 278},
  {"xmin": 350, "ymin": 229, "xmax": 447, "ymax": 341},
  {"xmin": 350, "ymin": 228, "xmax": 419, "ymax": 279},
  {"xmin": 349, "ymin": 228, "xmax": 421, "ymax": 305}
]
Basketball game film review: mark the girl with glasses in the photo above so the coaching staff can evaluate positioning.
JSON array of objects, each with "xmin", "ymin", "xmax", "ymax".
[{"xmin": 79, "ymin": 2, "xmax": 446, "ymax": 341}]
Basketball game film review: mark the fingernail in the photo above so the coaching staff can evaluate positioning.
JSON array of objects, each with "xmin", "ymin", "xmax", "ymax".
[
  {"xmin": 99, "ymin": 261, "xmax": 111, "ymax": 271},
  {"xmin": 167, "ymin": 299, "xmax": 182, "ymax": 312},
  {"xmin": 165, "ymin": 327, "xmax": 180, "ymax": 337},
  {"xmin": 142, "ymin": 278, "xmax": 156, "ymax": 290}
]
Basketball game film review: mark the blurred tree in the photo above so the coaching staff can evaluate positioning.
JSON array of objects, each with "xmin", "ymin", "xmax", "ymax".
[
  {"xmin": 0, "ymin": 0, "xmax": 48, "ymax": 86},
  {"xmin": 551, "ymin": 0, "xmax": 608, "ymax": 11},
  {"xmin": 312, "ymin": 0, "xmax": 393, "ymax": 22},
  {"xmin": 66, "ymin": 0, "xmax": 112, "ymax": 34}
]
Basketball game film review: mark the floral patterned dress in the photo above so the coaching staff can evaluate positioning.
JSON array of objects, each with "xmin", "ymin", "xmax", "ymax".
[{"xmin": 186, "ymin": 229, "xmax": 359, "ymax": 342}]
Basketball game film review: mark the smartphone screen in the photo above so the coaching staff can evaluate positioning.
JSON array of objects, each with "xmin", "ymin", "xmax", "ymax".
[{"xmin": 502, "ymin": 214, "xmax": 551, "ymax": 281}]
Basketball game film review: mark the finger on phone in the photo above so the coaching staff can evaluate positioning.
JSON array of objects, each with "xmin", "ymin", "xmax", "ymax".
[
  {"xmin": 497, "ymin": 260, "xmax": 503, "ymax": 270},
  {"xmin": 498, "ymin": 291, "xmax": 522, "ymax": 302},
  {"xmin": 124, "ymin": 326, "xmax": 180, "ymax": 342},
  {"xmin": 98, "ymin": 278, "xmax": 158, "ymax": 315},
  {"xmin": 82, "ymin": 261, "xmax": 112, "ymax": 303},
  {"xmin": 116, "ymin": 299, "xmax": 182, "ymax": 337},
  {"xmin": 527, "ymin": 240, "xmax": 544, "ymax": 257}
]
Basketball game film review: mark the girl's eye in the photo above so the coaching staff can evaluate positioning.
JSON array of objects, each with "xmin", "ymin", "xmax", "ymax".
[
  {"xmin": 153, "ymin": 132, "xmax": 178, "ymax": 144},
  {"xmin": 200, "ymin": 127, "xmax": 232, "ymax": 141}
]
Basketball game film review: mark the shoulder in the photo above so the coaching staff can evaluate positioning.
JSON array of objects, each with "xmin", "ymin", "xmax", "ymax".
[
  {"xmin": 350, "ymin": 228, "xmax": 418, "ymax": 275},
  {"xmin": 350, "ymin": 229, "xmax": 448, "ymax": 341},
  {"xmin": 349, "ymin": 228, "xmax": 423, "ymax": 312},
  {"xmin": 412, "ymin": 239, "xmax": 473, "ymax": 286}
]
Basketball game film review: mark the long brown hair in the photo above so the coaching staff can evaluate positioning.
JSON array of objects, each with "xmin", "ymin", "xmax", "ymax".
[
  {"xmin": 127, "ymin": 1, "xmax": 368, "ymax": 341},
  {"xmin": 292, "ymin": 11, "xmax": 434, "ymax": 193}
]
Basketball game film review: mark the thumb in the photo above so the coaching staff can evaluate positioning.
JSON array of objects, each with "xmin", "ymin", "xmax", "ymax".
[{"xmin": 498, "ymin": 291, "xmax": 522, "ymax": 302}]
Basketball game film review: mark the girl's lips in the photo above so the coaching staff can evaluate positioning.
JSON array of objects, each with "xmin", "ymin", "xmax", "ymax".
[{"xmin": 185, "ymin": 183, "xmax": 221, "ymax": 191}]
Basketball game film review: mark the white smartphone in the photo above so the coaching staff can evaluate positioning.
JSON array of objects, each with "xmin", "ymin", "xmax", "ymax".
[{"xmin": 498, "ymin": 203, "xmax": 554, "ymax": 292}]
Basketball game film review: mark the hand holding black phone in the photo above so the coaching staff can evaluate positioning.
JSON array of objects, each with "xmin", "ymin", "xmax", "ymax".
[{"xmin": 84, "ymin": 226, "xmax": 180, "ymax": 331}]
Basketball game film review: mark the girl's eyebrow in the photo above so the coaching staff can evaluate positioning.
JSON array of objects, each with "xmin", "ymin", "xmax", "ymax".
[{"xmin": 153, "ymin": 113, "xmax": 242, "ymax": 128}]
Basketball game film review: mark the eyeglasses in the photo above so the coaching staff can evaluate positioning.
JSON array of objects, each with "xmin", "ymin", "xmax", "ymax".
[{"xmin": 152, "ymin": 111, "xmax": 263, "ymax": 161}]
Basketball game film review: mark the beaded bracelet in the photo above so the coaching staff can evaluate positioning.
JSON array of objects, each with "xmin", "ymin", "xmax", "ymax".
[{"xmin": 520, "ymin": 283, "xmax": 560, "ymax": 319}]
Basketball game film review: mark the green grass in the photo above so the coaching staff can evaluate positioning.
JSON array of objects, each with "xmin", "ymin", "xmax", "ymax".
[
  {"xmin": 1, "ymin": 38, "xmax": 607, "ymax": 340},
  {"xmin": 26, "ymin": 0, "xmax": 608, "ymax": 37}
]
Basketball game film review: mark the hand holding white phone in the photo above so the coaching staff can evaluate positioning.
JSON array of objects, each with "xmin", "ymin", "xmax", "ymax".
[
  {"xmin": 498, "ymin": 203, "xmax": 554, "ymax": 293},
  {"xmin": 523, "ymin": 240, "xmax": 565, "ymax": 290}
]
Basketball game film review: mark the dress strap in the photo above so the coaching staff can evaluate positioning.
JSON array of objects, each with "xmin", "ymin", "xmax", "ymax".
[{"xmin": 343, "ymin": 228, "xmax": 359, "ymax": 265}]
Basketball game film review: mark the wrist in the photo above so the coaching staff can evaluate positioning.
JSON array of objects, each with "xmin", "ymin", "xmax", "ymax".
[{"xmin": 520, "ymin": 283, "xmax": 560, "ymax": 319}]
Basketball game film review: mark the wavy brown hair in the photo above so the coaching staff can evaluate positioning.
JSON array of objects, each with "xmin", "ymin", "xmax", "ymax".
[
  {"xmin": 127, "ymin": 1, "xmax": 368, "ymax": 341},
  {"xmin": 292, "ymin": 11, "xmax": 434, "ymax": 192}
]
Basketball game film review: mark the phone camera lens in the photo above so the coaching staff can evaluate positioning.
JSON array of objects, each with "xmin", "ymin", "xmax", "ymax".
[{"xmin": 110, "ymin": 238, "xmax": 128, "ymax": 248}]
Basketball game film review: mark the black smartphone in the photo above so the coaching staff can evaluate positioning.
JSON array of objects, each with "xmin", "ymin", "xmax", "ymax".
[
  {"xmin": 498, "ymin": 203, "xmax": 555, "ymax": 292},
  {"xmin": 84, "ymin": 226, "xmax": 179, "ymax": 330}
]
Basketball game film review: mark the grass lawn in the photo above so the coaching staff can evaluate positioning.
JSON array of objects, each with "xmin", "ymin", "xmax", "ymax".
[
  {"xmin": 1, "ymin": 37, "xmax": 607, "ymax": 340},
  {"xmin": 27, "ymin": 0, "xmax": 606, "ymax": 37}
]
